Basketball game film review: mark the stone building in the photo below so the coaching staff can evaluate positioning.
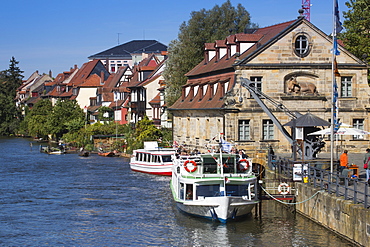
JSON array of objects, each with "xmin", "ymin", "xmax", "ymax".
[{"xmin": 169, "ymin": 16, "xmax": 369, "ymax": 155}]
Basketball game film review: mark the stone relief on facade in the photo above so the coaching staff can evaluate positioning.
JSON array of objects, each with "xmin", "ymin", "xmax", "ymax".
[{"xmin": 286, "ymin": 76, "xmax": 318, "ymax": 95}]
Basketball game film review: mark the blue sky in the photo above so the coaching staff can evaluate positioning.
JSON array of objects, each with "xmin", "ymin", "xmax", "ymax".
[{"xmin": 0, "ymin": 0, "xmax": 348, "ymax": 78}]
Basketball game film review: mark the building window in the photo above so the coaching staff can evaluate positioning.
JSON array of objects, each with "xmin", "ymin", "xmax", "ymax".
[
  {"xmin": 353, "ymin": 119, "xmax": 364, "ymax": 140},
  {"xmin": 294, "ymin": 35, "xmax": 310, "ymax": 57},
  {"xmin": 238, "ymin": 120, "xmax": 250, "ymax": 141},
  {"xmin": 263, "ymin": 120, "xmax": 274, "ymax": 140},
  {"xmin": 249, "ymin": 76, "xmax": 262, "ymax": 92},
  {"xmin": 341, "ymin": 76, "xmax": 352, "ymax": 97}
]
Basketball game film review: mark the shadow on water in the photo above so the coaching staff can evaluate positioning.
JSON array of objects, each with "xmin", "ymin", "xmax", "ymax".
[{"xmin": 0, "ymin": 137, "xmax": 355, "ymax": 246}]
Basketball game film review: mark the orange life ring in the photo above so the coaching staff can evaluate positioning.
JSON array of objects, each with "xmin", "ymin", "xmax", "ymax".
[
  {"xmin": 184, "ymin": 160, "xmax": 197, "ymax": 173},
  {"xmin": 238, "ymin": 159, "xmax": 250, "ymax": 171},
  {"xmin": 278, "ymin": 182, "xmax": 290, "ymax": 195}
]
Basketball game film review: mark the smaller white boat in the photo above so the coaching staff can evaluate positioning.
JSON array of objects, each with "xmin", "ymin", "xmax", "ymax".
[
  {"xmin": 130, "ymin": 142, "xmax": 176, "ymax": 176},
  {"xmin": 170, "ymin": 152, "xmax": 259, "ymax": 223}
]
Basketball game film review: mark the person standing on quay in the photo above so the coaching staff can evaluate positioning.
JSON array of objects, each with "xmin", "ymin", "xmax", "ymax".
[
  {"xmin": 339, "ymin": 150, "xmax": 348, "ymax": 174},
  {"xmin": 363, "ymin": 148, "xmax": 370, "ymax": 185}
]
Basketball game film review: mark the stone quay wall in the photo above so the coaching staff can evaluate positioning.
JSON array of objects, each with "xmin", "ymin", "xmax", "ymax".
[
  {"xmin": 294, "ymin": 183, "xmax": 369, "ymax": 246},
  {"xmin": 255, "ymin": 151, "xmax": 368, "ymax": 245}
]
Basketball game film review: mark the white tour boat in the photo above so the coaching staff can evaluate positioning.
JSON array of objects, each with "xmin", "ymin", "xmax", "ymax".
[
  {"xmin": 130, "ymin": 142, "xmax": 176, "ymax": 176},
  {"xmin": 170, "ymin": 152, "xmax": 259, "ymax": 223}
]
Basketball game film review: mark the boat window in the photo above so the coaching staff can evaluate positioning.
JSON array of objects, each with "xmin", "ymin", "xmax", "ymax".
[
  {"xmin": 153, "ymin": 155, "xmax": 158, "ymax": 163},
  {"xmin": 180, "ymin": 183, "xmax": 185, "ymax": 200},
  {"xmin": 162, "ymin": 155, "xmax": 172, "ymax": 163},
  {"xmin": 225, "ymin": 184, "xmax": 249, "ymax": 197},
  {"xmin": 222, "ymin": 157, "xmax": 235, "ymax": 173},
  {"xmin": 196, "ymin": 184, "xmax": 221, "ymax": 197},
  {"xmin": 202, "ymin": 158, "xmax": 217, "ymax": 173},
  {"xmin": 203, "ymin": 163, "xmax": 217, "ymax": 173},
  {"xmin": 186, "ymin": 184, "xmax": 193, "ymax": 200}
]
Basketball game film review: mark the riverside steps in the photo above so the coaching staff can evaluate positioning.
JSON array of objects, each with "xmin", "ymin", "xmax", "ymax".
[{"xmin": 262, "ymin": 152, "xmax": 370, "ymax": 247}]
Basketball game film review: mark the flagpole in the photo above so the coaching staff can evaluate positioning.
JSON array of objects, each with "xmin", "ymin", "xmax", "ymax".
[
  {"xmin": 331, "ymin": 0, "xmax": 343, "ymax": 174},
  {"xmin": 330, "ymin": 0, "xmax": 335, "ymax": 174}
]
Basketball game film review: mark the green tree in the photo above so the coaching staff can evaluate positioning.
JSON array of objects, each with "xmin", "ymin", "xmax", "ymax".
[
  {"xmin": 340, "ymin": 0, "xmax": 370, "ymax": 79},
  {"xmin": 47, "ymin": 99, "xmax": 84, "ymax": 140},
  {"xmin": 0, "ymin": 57, "xmax": 24, "ymax": 135},
  {"xmin": 135, "ymin": 116, "xmax": 162, "ymax": 143},
  {"xmin": 23, "ymin": 99, "xmax": 53, "ymax": 138},
  {"xmin": 163, "ymin": 0, "xmax": 257, "ymax": 106},
  {"xmin": 0, "ymin": 57, "xmax": 24, "ymax": 95},
  {"xmin": 98, "ymin": 106, "xmax": 114, "ymax": 121}
]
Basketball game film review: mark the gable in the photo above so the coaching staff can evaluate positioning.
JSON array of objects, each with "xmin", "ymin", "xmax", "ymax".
[{"xmin": 240, "ymin": 21, "xmax": 363, "ymax": 66}]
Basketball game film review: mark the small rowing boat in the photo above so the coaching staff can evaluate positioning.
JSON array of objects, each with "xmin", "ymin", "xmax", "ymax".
[{"xmin": 98, "ymin": 151, "xmax": 118, "ymax": 157}]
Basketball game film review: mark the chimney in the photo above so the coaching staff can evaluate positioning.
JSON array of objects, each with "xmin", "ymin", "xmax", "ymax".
[
  {"xmin": 49, "ymin": 70, "xmax": 52, "ymax": 78},
  {"xmin": 100, "ymin": 71, "xmax": 105, "ymax": 85}
]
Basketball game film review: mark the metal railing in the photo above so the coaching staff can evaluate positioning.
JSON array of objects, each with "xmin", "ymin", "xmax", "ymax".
[{"xmin": 268, "ymin": 155, "xmax": 370, "ymax": 208}]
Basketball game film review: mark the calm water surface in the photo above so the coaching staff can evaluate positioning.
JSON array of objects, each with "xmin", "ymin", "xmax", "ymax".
[{"xmin": 0, "ymin": 137, "xmax": 353, "ymax": 246}]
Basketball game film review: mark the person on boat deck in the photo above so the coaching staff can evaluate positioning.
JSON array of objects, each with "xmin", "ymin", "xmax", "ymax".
[
  {"xmin": 186, "ymin": 188, "xmax": 193, "ymax": 200},
  {"xmin": 239, "ymin": 150, "xmax": 248, "ymax": 159},
  {"xmin": 339, "ymin": 150, "xmax": 349, "ymax": 173}
]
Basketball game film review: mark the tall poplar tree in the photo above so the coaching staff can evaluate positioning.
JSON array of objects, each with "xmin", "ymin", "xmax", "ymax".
[
  {"xmin": 340, "ymin": 0, "xmax": 370, "ymax": 80},
  {"xmin": 163, "ymin": 0, "xmax": 257, "ymax": 106}
]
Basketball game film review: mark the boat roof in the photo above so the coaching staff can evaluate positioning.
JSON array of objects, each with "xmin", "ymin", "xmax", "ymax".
[{"xmin": 134, "ymin": 148, "xmax": 176, "ymax": 154}]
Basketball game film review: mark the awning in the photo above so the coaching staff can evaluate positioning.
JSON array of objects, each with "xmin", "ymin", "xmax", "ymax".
[{"xmin": 284, "ymin": 112, "xmax": 330, "ymax": 127}]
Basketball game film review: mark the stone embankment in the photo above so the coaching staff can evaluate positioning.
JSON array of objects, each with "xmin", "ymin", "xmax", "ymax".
[
  {"xmin": 261, "ymin": 151, "xmax": 370, "ymax": 246},
  {"xmin": 295, "ymin": 182, "xmax": 369, "ymax": 246}
]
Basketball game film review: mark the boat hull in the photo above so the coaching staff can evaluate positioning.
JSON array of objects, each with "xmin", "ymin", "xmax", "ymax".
[
  {"xmin": 130, "ymin": 144, "xmax": 176, "ymax": 176},
  {"xmin": 173, "ymin": 194, "xmax": 257, "ymax": 223},
  {"xmin": 130, "ymin": 162, "xmax": 173, "ymax": 176}
]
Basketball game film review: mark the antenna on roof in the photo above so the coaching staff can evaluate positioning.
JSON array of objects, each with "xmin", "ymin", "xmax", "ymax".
[{"xmin": 117, "ymin": 33, "xmax": 122, "ymax": 45}]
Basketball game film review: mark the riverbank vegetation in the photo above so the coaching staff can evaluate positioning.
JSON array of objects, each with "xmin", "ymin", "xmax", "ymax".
[
  {"xmin": 0, "ymin": 57, "xmax": 24, "ymax": 135},
  {"xmin": 1, "ymin": 58, "xmax": 171, "ymax": 154},
  {"xmin": 19, "ymin": 98, "xmax": 171, "ymax": 153}
]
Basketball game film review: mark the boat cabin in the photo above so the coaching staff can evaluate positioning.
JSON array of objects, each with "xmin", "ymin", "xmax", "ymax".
[
  {"xmin": 173, "ymin": 153, "xmax": 256, "ymax": 201},
  {"xmin": 133, "ymin": 150, "xmax": 174, "ymax": 164}
]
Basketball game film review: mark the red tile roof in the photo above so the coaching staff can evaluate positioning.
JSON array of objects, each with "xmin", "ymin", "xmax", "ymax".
[
  {"xmin": 79, "ymin": 74, "xmax": 104, "ymax": 87},
  {"xmin": 185, "ymin": 20, "xmax": 296, "ymax": 78},
  {"xmin": 171, "ymin": 19, "xmax": 299, "ymax": 110},
  {"xmin": 149, "ymin": 93, "xmax": 160, "ymax": 105}
]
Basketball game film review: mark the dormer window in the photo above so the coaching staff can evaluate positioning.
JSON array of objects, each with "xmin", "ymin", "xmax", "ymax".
[{"xmin": 294, "ymin": 34, "xmax": 310, "ymax": 58}]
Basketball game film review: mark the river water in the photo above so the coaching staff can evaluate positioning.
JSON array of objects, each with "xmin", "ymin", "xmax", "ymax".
[{"xmin": 0, "ymin": 137, "xmax": 353, "ymax": 246}]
